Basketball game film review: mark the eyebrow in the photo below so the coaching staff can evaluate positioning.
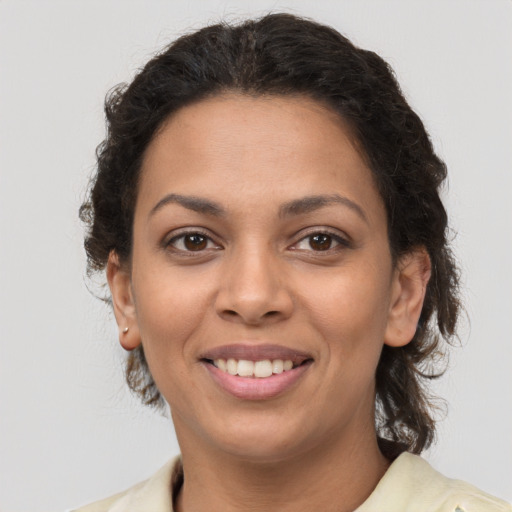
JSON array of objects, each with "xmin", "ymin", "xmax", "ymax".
[
  {"xmin": 149, "ymin": 193, "xmax": 225, "ymax": 218},
  {"xmin": 279, "ymin": 194, "xmax": 368, "ymax": 223},
  {"xmin": 148, "ymin": 192, "xmax": 367, "ymax": 223}
]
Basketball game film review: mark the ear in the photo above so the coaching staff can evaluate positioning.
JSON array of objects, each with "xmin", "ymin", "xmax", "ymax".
[
  {"xmin": 384, "ymin": 248, "xmax": 431, "ymax": 348},
  {"xmin": 106, "ymin": 251, "xmax": 141, "ymax": 351}
]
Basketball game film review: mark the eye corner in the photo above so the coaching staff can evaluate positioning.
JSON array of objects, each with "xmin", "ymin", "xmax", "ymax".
[
  {"xmin": 289, "ymin": 228, "xmax": 353, "ymax": 254},
  {"xmin": 162, "ymin": 228, "xmax": 223, "ymax": 255}
]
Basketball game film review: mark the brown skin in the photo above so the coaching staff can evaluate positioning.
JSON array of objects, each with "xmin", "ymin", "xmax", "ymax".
[{"xmin": 108, "ymin": 94, "xmax": 431, "ymax": 511}]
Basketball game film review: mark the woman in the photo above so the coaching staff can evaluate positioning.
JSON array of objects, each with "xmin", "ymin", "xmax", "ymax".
[{"xmin": 75, "ymin": 13, "xmax": 511, "ymax": 512}]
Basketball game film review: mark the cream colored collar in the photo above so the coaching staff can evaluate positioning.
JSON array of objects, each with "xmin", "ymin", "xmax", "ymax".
[{"xmin": 73, "ymin": 452, "xmax": 511, "ymax": 512}]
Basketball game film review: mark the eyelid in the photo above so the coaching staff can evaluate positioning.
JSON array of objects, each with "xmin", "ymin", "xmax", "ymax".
[
  {"xmin": 162, "ymin": 226, "xmax": 351, "ymax": 253},
  {"xmin": 290, "ymin": 227, "xmax": 352, "ymax": 251},
  {"xmin": 163, "ymin": 227, "xmax": 222, "ymax": 252}
]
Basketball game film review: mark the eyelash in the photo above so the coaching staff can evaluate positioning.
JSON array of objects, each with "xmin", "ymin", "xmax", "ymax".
[
  {"xmin": 165, "ymin": 229, "xmax": 221, "ymax": 254},
  {"xmin": 163, "ymin": 228, "xmax": 351, "ymax": 255},
  {"xmin": 291, "ymin": 229, "xmax": 351, "ymax": 253}
]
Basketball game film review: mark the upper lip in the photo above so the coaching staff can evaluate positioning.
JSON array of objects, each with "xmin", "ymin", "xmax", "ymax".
[{"xmin": 200, "ymin": 344, "xmax": 313, "ymax": 365}]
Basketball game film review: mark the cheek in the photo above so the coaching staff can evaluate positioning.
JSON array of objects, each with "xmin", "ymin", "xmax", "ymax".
[
  {"xmin": 132, "ymin": 266, "xmax": 214, "ymax": 374},
  {"xmin": 301, "ymin": 261, "xmax": 392, "ymax": 362},
  {"xmin": 311, "ymin": 267, "xmax": 390, "ymax": 327}
]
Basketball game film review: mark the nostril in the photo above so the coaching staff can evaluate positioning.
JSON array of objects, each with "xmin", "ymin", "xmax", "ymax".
[{"xmin": 263, "ymin": 310, "xmax": 279, "ymax": 317}]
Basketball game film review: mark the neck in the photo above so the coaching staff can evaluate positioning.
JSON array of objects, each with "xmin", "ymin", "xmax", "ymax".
[{"xmin": 174, "ymin": 424, "xmax": 390, "ymax": 512}]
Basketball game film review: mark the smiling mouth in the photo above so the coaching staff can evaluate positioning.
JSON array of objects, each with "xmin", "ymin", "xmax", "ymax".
[
  {"xmin": 203, "ymin": 358, "xmax": 312, "ymax": 379},
  {"xmin": 200, "ymin": 345, "xmax": 313, "ymax": 399}
]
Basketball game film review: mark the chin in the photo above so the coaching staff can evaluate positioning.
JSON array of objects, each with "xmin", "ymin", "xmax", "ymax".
[{"xmin": 203, "ymin": 417, "xmax": 322, "ymax": 464}]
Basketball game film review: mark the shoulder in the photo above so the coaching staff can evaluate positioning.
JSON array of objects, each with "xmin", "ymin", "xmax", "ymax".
[
  {"xmin": 69, "ymin": 486, "xmax": 140, "ymax": 512},
  {"xmin": 70, "ymin": 457, "xmax": 181, "ymax": 512},
  {"xmin": 357, "ymin": 452, "xmax": 512, "ymax": 512}
]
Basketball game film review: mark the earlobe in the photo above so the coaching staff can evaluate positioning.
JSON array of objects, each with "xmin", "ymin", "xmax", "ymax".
[
  {"xmin": 106, "ymin": 251, "xmax": 141, "ymax": 351},
  {"xmin": 384, "ymin": 248, "xmax": 431, "ymax": 348}
]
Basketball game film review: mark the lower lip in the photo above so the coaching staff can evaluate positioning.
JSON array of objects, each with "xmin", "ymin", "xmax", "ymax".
[{"xmin": 203, "ymin": 361, "xmax": 312, "ymax": 400}]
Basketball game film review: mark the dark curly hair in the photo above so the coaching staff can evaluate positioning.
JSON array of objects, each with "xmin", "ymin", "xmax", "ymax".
[{"xmin": 80, "ymin": 13, "xmax": 460, "ymax": 458}]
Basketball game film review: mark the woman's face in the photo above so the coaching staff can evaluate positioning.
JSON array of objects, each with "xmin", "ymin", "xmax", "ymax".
[{"xmin": 110, "ymin": 94, "xmax": 425, "ymax": 461}]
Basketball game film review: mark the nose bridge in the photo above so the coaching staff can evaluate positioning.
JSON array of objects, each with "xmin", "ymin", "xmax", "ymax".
[{"xmin": 216, "ymin": 239, "xmax": 292, "ymax": 324}]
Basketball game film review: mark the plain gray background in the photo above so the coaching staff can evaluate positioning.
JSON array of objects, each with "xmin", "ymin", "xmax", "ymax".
[{"xmin": 1, "ymin": 1, "xmax": 511, "ymax": 510}]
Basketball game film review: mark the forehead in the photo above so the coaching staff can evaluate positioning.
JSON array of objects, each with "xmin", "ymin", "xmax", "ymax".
[
  {"xmin": 137, "ymin": 93, "xmax": 383, "ymax": 221},
  {"xmin": 148, "ymin": 93, "xmax": 363, "ymax": 168}
]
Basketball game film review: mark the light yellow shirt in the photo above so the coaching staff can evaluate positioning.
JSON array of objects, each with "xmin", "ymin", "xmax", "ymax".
[{"xmin": 72, "ymin": 452, "xmax": 511, "ymax": 512}]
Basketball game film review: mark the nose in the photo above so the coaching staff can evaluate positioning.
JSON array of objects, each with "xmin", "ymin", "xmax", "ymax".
[{"xmin": 215, "ymin": 244, "xmax": 294, "ymax": 325}]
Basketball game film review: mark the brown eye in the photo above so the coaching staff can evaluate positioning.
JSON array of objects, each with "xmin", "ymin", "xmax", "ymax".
[
  {"xmin": 183, "ymin": 233, "xmax": 208, "ymax": 251},
  {"xmin": 292, "ymin": 230, "xmax": 350, "ymax": 253},
  {"xmin": 167, "ymin": 231, "xmax": 219, "ymax": 253},
  {"xmin": 309, "ymin": 233, "xmax": 333, "ymax": 251}
]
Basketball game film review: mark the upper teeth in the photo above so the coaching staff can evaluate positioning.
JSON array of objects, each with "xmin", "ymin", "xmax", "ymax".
[{"xmin": 214, "ymin": 358, "xmax": 294, "ymax": 378}]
